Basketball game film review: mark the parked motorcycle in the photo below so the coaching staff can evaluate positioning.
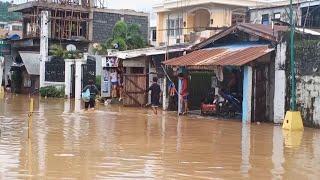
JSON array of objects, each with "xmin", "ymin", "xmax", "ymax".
[{"xmin": 200, "ymin": 89, "xmax": 242, "ymax": 118}]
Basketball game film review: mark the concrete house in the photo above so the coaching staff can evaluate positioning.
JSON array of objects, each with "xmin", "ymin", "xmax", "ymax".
[
  {"xmin": 249, "ymin": 0, "xmax": 320, "ymax": 30},
  {"xmin": 153, "ymin": 0, "xmax": 269, "ymax": 46}
]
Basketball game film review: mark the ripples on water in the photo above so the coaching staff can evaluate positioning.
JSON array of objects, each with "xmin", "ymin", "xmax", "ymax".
[{"xmin": 0, "ymin": 95, "xmax": 319, "ymax": 179}]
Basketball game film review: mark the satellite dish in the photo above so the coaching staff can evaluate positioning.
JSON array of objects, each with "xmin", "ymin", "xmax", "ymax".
[{"xmin": 66, "ymin": 44, "xmax": 76, "ymax": 51}]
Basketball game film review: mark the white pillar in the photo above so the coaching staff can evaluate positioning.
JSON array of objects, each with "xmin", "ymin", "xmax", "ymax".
[
  {"xmin": 242, "ymin": 66, "xmax": 253, "ymax": 123},
  {"xmin": 163, "ymin": 77, "xmax": 167, "ymax": 110},
  {"xmin": 274, "ymin": 42, "xmax": 287, "ymax": 123},
  {"xmin": 0, "ymin": 56, "xmax": 4, "ymax": 87},
  {"xmin": 64, "ymin": 59, "xmax": 75, "ymax": 98},
  {"xmin": 75, "ymin": 59, "xmax": 86, "ymax": 100},
  {"xmin": 40, "ymin": 11, "xmax": 49, "ymax": 88}
]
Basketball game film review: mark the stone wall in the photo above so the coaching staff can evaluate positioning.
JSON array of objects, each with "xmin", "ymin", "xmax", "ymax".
[{"xmin": 92, "ymin": 12, "xmax": 149, "ymax": 43}]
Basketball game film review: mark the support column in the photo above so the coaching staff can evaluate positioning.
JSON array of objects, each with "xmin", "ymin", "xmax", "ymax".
[
  {"xmin": 274, "ymin": 42, "xmax": 287, "ymax": 123},
  {"xmin": 242, "ymin": 66, "xmax": 253, "ymax": 123},
  {"xmin": 163, "ymin": 77, "xmax": 167, "ymax": 110},
  {"xmin": 0, "ymin": 56, "xmax": 4, "ymax": 87},
  {"xmin": 64, "ymin": 59, "xmax": 75, "ymax": 98},
  {"xmin": 178, "ymin": 78, "xmax": 182, "ymax": 115},
  {"xmin": 40, "ymin": 11, "xmax": 49, "ymax": 88},
  {"xmin": 75, "ymin": 59, "xmax": 86, "ymax": 100}
]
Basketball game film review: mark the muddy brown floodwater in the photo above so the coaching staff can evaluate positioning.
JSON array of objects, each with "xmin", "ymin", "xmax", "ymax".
[{"xmin": 0, "ymin": 95, "xmax": 320, "ymax": 179}]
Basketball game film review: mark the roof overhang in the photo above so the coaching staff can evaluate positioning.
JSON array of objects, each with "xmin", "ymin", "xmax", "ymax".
[
  {"xmin": 163, "ymin": 44, "xmax": 274, "ymax": 68},
  {"xmin": 19, "ymin": 51, "xmax": 40, "ymax": 75}
]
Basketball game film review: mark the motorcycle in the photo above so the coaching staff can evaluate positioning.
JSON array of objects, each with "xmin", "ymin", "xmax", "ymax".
[{"xmin": 200, "ymin": 89, "xmax": 242, "ymax": 118}]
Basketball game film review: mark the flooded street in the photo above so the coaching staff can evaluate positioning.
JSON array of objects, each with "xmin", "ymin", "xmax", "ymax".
[{"xmin": 0, "ymin": 95, "xmax": 320, "ymax": 179}]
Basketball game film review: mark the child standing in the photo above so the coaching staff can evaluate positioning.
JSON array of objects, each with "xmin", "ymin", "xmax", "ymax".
[{"xmin": 146, "ymin": 77, "xmax": 161, "ymax": 115}]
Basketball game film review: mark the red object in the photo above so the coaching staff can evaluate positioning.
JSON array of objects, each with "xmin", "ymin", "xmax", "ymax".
[
  {"xmin": 181, "ymin": 78, "xmax": 188, "ymax": 96},
  {"xmin": 201, "ymin": 103, "xmax": 217, "ymax": 114}
]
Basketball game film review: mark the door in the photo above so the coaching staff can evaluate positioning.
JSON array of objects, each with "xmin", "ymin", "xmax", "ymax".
[
  {"xmin": 123, "ymin": 74, "xmax": 147, "ymax": 106},
  {"xmin": 253, "ymin": 65, "xmax": 267, "ymax": 122}
]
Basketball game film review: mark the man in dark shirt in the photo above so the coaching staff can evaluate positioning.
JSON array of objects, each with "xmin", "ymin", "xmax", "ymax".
[{"xmin": 146, "ymin": 77, "xmax": 161, "ymax": 115}]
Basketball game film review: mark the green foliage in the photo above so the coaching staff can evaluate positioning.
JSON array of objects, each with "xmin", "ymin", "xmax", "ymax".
[
  {"xmin": 100, "ymin": 21, "xmax": 146, "ymax": 52},
  {"xmin": 39, "ymin": 86, "xmax": 65, "ymax": 98},
  {"xmin": 49, "ymin": 44, "xmax": 83, "ymax": 59},
  {"xmin": 0, "ymin": 2, "xmax": 21, "ymax": 22}
]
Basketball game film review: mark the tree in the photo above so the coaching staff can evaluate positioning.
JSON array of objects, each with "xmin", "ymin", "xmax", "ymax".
[{"xmin": 104, "ymin": 21, "xmax": 146, "ymax": 51}]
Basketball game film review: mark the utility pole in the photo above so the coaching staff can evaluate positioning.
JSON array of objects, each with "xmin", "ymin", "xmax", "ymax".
[
  {"xmin": 40, "ymin": 11, "xmax": 49, "ymax": 88},
  {"xmin": 289, "ymin": 0, "xmax": 296, "ymax": 111},
  {"xmin": 283, "ymin": 0, "xmax": 303, "ymax": 131}
]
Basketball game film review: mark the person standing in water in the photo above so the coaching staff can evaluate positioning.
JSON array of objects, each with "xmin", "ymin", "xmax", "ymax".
[
  {"xmin": 146, "ymin": 77, "xmax": 161, "ymax": 115},
  {"xmin": 82, "ymin": 79, "xmax": 99, "ymax": 110}
]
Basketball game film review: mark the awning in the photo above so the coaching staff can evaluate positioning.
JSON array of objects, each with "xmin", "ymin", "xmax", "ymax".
[
  {"xmin": 19, "ymin": 51, "xmax": 40, "ymax": 75},
  {"xmin": 163, "ymin": 45, "xmax": 274, "ymax": 67}
]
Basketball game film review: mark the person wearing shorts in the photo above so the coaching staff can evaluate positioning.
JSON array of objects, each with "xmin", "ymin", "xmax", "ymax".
[
  {"xmin": 110, "ymin": 69, "xmax": 118, "ymax": 98},
  {"xmin": 146, "ymin": 77, "xmax": 161, "ymax": 115}
]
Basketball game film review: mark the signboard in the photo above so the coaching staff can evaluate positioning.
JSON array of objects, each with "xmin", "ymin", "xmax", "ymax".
[
  {"xmin": 102, "ymin": 56, "xmax": 119, "ymax": 68},
  {"xmin": 101, "ymin": 68, "xmax": 111, "ymax": 98}
]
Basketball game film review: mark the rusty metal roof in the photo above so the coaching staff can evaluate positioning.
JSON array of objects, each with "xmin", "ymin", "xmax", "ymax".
[
  {"xmin": 163, "ymin": 45, "xmax": 274, "ymax": 67},
  {"xmin": 193, "ymin": 23, "xmax": 288, "ymax": 50}
]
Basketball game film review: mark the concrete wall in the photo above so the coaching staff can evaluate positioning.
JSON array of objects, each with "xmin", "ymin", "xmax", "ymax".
[
  {"xmin": 92, "ymin": 11, "xmax": 149, "ymax": 43},
  {"xmin": 249, "ymin": 6, "xmax": 301, "ymax": 26},
  {"xmin": 297, "ymin": 76, "xmax": 320, "ymax": 127}
]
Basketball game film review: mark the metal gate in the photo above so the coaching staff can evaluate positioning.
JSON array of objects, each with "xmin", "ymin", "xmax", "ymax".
[
  {"xmin": 70, "ymin": 64, "xmax": 75, "ymax": 98},
  {"xmin": 253, "ymin": 65, "xmax": 267, "ymax": 122},
  {"xmin": 123, "ymin": 74, "xmax": 147, "ymax": 106},
  {"xmin": 45, "ymin": 58, "xmax": 65, "ymax": 82},
  {"xmin": 82, "ymin": 58, "xmax": 96, "ymax": 88}
]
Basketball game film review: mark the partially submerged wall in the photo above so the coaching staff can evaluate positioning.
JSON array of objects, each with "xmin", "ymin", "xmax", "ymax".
[{"xmin": 295, "ymin": 39, "xmax": 320, "ymax": 127}]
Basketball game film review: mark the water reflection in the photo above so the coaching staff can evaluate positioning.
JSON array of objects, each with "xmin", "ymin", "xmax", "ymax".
[
  {"xmin": 271, "ymin": 126, "xmax": 285, "ymax": 178},
  {"xmin": 283, "ymin": 130, "xmax": 303, "ymax": 148},
  {"xmin": 240, "ymin": 124, "xmax": 251, "ymax": 177}
]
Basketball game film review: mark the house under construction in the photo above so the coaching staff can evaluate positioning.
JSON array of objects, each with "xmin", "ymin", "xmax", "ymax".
[{"xmin": 8, "ymin": 0, "xmax": 149, "ymax": 43}]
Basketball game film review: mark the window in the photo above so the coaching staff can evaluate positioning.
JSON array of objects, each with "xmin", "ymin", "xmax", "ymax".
[
  {"xmin": 12, "ymin": 25, "xmax": 22, "ymax": 31},
  {"xmin": 274, "ymin": 13, "xmax": 281, "ymax": 20},
  {"xmin": 152, "ymin": 29, "xmax": 156, "ymax": 41},
  {"xmin": 167, "ymin": 19, "xmax": 175, "ymax": 36},
  {"xmin": 262, "ymin": 14, "xmax": 269, "ymax": 25},
  {"xmin": 167, "ymin": 18, "xmax": 183, "ymax": 37},
  {"xmin": 131, "ymin": 67, "xmax": 144, "ymax": 74}
]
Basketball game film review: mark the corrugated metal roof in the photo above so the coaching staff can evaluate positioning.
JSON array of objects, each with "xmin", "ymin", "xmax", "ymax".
[
  {"xmin": 19, "ymin": 51, "xmax": 40, "ymax": 75},
  {"xmin": 107, "ymin": 43, "xmax": 192, "ymax": 59},
  {"xmin": 163, "ymin": 45, "xmax": 274, "ymax": 67},
  {"xmin": 193, "ymin": 23, "xmax": 288, "ymax": 50}
]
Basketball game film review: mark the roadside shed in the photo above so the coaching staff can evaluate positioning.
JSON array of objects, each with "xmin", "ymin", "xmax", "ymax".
[{"xmin": 164, "ymin": 23, "xmax": 289, "ymax": 123}]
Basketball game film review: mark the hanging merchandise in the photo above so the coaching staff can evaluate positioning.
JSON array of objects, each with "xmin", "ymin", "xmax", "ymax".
[
  {"xmin": 214, "ymin": 66, "xmax": 224, "ymax": 82},
  {"xmin": 101, "ymin": 68, "xmax": 111, "ymax": 98}
]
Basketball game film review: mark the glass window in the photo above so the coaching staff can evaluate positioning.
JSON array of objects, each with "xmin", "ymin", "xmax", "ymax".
[
  {"xmin": 12, "ymin": 25, "xmax": 22, "ymax": 31},
  {"xmin": 274, "ymin": 13, "xmax": 281, "ymax": 20},
  {"xmin": 262, "ymin": 14, "xmax": 269, "ymax": 25}
]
